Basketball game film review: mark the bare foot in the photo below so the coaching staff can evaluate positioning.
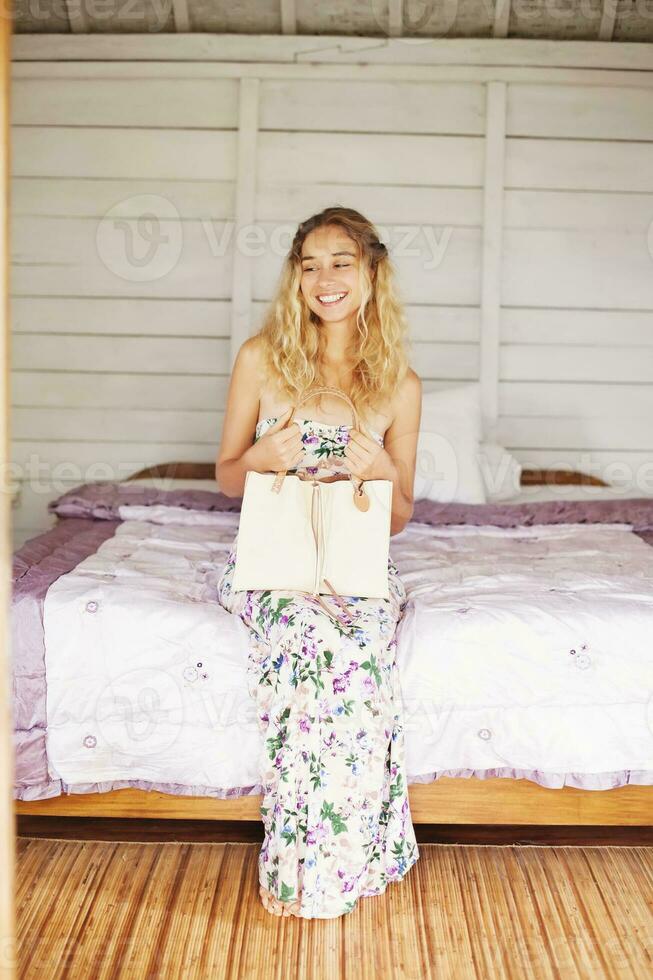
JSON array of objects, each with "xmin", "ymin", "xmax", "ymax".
[{"xmin": 259, "ymin": 884, "xmax": 301, "ymax": 917}]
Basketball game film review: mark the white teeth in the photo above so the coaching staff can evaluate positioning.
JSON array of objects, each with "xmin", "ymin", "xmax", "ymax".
[{"xmin": 317, "ymin": 292, "xmax": 346, "ymax": 304}]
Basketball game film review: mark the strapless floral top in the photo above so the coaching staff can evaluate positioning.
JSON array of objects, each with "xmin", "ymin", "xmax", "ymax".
[{"xmin": 254, "ymin": 417, "xmax": 385, "ymax": 478}]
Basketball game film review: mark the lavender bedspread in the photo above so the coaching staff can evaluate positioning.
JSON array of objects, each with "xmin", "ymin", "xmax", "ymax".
[
  {"xmin": 13, "ymin": 517, "xmax": 120, "ymax": 800},
  {"xmin": 12, "ymin": 482, "xmax": 653, "ymax": 801}
]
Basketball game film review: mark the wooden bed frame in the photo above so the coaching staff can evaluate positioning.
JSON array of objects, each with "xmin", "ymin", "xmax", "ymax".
[{"xmin": 15, "ymin": 464, "xmax": 653, "ymax": 827}]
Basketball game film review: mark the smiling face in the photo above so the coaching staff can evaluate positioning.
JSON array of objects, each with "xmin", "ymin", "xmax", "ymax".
[{"xmin": 299, "ymin": 224, "xmax": 366, "ymax": 325}]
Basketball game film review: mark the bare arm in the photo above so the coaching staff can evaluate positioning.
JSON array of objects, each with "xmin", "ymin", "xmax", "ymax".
[
  {"xmin": 379, "ymin": 369, "xmax": 422, "ymax": 536},
  {"xmin": 215, "ymin": 338, "xmax": 304, "ymax": 497},
  {"xmin": 214, "ymin": 339, "xmax": 264, "ymax": 497}
]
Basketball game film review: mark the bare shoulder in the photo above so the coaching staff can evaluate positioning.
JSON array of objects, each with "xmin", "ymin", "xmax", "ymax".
[
  {"xmin": 379, "ymin": 368, "xmax": 421, "ymax": 444},
  {"xmin": 390, "ymin": 368, "xmax": 422, "ymax": 421},
  {"xmin": 232, "ymin": 335, "xmax": 268, "ymax": 392},
  {"xmin": 235, "ymin": 334, "xmax": 264, "ymax": 371},
  {"xmin": 399, "ymin": 367, "xmax": 422, "ymax": 399}
]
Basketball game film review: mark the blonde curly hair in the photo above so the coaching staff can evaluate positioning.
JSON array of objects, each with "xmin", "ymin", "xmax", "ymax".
[{"xmin": 256, "ymin": 205, "xmax": 411, "ymax": 429}]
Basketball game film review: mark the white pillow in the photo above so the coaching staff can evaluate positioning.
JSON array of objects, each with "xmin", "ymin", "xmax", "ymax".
[
  {"xmin": 476, "ymin": 441, "xmax": 522, "ymax": 501},
  {"xmin": 414, "ymin": 384, "xmax": 487, "ymax": 504}
]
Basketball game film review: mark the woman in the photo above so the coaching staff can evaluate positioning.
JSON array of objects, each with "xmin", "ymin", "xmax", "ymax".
[{"xmin": 215, "ymin": 206, "xmax": 422, "ymax": 918}]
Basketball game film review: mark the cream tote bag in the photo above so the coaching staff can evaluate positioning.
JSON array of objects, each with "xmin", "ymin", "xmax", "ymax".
[{"xmin": 231, "ymin": 385, "xmax": 393, "ymax": 630}]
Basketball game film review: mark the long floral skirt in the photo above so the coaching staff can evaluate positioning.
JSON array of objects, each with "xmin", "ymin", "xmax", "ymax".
[{"xmin": 216, "ymin": 530, "xmax": 420, "ymax": 919}]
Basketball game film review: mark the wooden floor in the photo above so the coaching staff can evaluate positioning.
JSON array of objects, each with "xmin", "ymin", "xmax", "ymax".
[{"xmin": 15, "ymin": 838, "xmax": 653, "ymax": 979}]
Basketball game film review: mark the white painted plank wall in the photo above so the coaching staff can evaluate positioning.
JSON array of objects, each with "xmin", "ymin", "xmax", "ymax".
[
  {"xmin": 8, "ymin": 62, "xmax": 653, "ymax": 546},
  {"xmin": 499, "ymin": 83, "xmax": 653, "ymax": 490}
]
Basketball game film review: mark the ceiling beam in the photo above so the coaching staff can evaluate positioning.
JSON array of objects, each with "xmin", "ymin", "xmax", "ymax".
[
  {"xmin": 493, "ymin": 0, "xmax": 511, "ymax": 39},
  {"xmin": 63, "ymin": 0, "xmax": 89, "ymax": 34},
  {"xmin": 12, "ymin": 35, "xmax": 653, "ymax": 73},
  {"xmin": 388, "ymin": 0, "xmax": 403, "ymax": 38},
  {"xmin": 13, "ymin": 60, "xmax": 653, "ymax": 88},
  {"xmin": 598, "ymin": 0, "xmax": 617, "ymax": 41},
  {"xmin": 280, "ymin": 0, "xmax": 297, "ymax": 35},
  {"xmin": 171, "ymin": 0, "xmax": 190, "ymax": 33}
]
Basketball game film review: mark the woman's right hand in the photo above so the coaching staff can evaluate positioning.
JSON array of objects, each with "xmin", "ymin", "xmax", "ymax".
[{"xmin": 248, "ymin": 407, "xmax": 305, "ymax": 472}]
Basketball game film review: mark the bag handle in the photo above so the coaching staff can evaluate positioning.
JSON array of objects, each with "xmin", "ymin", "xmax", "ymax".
[{"xmin": 270, "ymin": 385, "xmax": 370, "ymax": 507}]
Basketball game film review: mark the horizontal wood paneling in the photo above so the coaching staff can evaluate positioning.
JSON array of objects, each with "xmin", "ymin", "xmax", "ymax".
[
  {"xmin": 9, "ymin": 71, "xmax": 243, "ymax": 543},
  {"xmin": 13, "ymin": 408, "xmax": 224, "ymax": 443},
  {"xmin": 391, "ymin": 306, "xmax": 480, "ymax": 343},
  {"xmin": 11, "ymin": 78, "xmax": 240, "ymax": 128},
  {"xmin": 497, "ymin": 416, "xmax": 653, "ymax": 451},
  {"xmin": 11, "ymin": 440, "xmax": 213, "ymax": 472},
  {"xmin": 255, "ymin": 182, "xmax": 483, "ymax": 225},
  {"xmin": 501, "ymin": 309, "xmax": 653, "ymax": 346},
  {"xmin": 12, "ymin": 298, "xmax": 232, "ymax": 336},
  {"xmin": 499, "ymin": 382, "xmax": 653, "ymax": 418},
  {"xmin": 504, "ymin": 189, "xmax": 653, "ymax": 230},
  {"xmin": 11, "ymin": 217, "xmax": 234, "ymax": 298},
  {"xmin": 12, "ymin": 335, "xmax": 230, "ymax": 374},
  {"xmin": 505, "ymin": 138, "xmax": 653, "ymax": 192},
  {"xmin": 11, "ymin": 372, "xmax": 228, "ymax": 409},
  {"xmin": 259, "ymin": 80, "xmax": 486, "ymax": 134},
  {"xmin": 13, "ymin": 128, "xmax": 237, "ymax": 180},
  {"xmin": 499, "ymin": 80, "xmax": 653, "ymax": 488},
  {"xmin": 507, "ymin": 84, "xmax": 653, "ymax": 139},
  {"xmin": 10, "ymin": 179, "xmax": 235, "ymax": 220},
  {"xmin": 500, "ymin": 345, "xmax": 653, "ymax": 383},
  {"xmin": 502, "ymin": 230, "xmax": 653, "ymax": 310},
  {"xmin": 257, "ymin": 132, "xmax": 485, "ymax": 186}
]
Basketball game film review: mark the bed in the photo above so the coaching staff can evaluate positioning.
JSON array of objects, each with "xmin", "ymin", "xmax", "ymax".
[{"xmin": 12, "ymin": 464, "xmax": 653, "ymax": 826}]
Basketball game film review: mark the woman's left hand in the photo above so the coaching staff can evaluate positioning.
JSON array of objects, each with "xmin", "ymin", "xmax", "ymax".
[{"xmin": 344, "ymin": 429, "xmax": 396, "ymax": 481}]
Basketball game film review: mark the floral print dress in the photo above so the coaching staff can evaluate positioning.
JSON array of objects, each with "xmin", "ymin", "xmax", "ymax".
[{"xmin": 216, "ymin": 417, "xmax": 419, "ymax": 918}]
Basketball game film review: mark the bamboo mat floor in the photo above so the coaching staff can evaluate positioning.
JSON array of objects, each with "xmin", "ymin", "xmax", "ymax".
[{"xmin": 16, "ymin": 838, "xmax": 653, "ymax": 979}]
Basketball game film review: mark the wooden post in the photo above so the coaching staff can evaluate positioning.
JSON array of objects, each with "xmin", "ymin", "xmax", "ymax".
[
  {"xmin": 0, "ymin": 2, "xmax": 16, "ymax": 976},
  {"xmin": 480, "ymin": 81, "xmax": 506, "ymax": 442},
  {"xmin": 229, "ymin": 77, "xmax": 259, "ymax": 371}
]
